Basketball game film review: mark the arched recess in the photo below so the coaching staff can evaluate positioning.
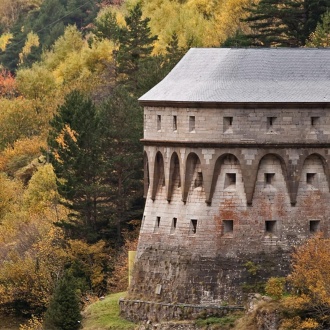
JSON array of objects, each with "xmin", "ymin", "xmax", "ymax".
[
  {"xmin": 183, "ymin": 153, "xmax": 203, "ymax": 202},
  {"xmin": 167, "ymin": 152, "xmax": 181, "ymax": 202},
  {"xmin": 209, "ymin": 154, "xmax": 242, "ymax": 203},
  {"xmin": 151, "ymin": 151, "xmax": 165, "ymax": 200},
  {"xmin": 252, "ymin": 153, "xmax": 290, "ymax": 202},
  {"xmin": 299, "ymin": 153, "xmax": 330, "ymax": 194},
  {"xmin": 143, "ymin": 152, "xmax": 149, "ymax": 198}
]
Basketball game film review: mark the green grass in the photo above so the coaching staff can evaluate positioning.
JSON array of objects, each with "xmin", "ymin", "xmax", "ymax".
[
  {"xmin": 82, "ymin": 292, "xmax": 136, "ymax": 330},
  {"xmin": 195, "ymin": 313, "xmax": 244, "ymax": 330}
]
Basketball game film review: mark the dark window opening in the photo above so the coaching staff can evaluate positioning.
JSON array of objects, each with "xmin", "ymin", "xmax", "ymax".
[
  {"xmin": 310, "ymin": 220, "xmax": 320, "ymax": 233},
  {"xmin": 173, "ymin": 115, "xmax": 177, "ymax": 131},
  {"xmin": 223, "ymin": 220, "xmax": 233, "ymax": 234},
  {"xmin": 265, "ymin": 173, "xmax": 275, "ymax": 185},
  {"xmin": 311, "ymin": 117, "xmax": 320, "ymax": 127},
  {"xmin": 189, "ymin": 116, "xmax": 195, "ymax": 132},
  {"xmin": 225, "ymin": 173, "xmax": 236, "ymax": 189},
  {"xmin": 157, "ymin": 115, "xmax": 161, "ymax": 131},
  {"xmin": 307, "ymin": 173, "xmax": 316, "ymax": 184},
  {"xmin": 190, "ymin": 219, "xmax": 197, "ymax": 234},
  {"xmin": 267, "ymin": 117, "xmax": 277, "ymax": 129},
  {"xmin": 223, "ymin": 117, "xmax": 233, "ymax": 132},
  {"xmin": 154, "ymin": 216, "xmax": 161, "ymax": 233},
  {"xmin": 194, "ymin": 171, "xmax": 203, "ymax": 188},
  {"xmin": 265, "ymin": 220, "xmax": 276, "ymax": 234},
  {"xmin": 171, "ymin": 217, "xmax": 177, "ymax": 234}
]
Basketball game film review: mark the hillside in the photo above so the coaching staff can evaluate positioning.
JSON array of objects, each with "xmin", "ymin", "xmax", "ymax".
[{"xmin": 0, "ymin": 0, "xmax": 329, "ymax": 327}]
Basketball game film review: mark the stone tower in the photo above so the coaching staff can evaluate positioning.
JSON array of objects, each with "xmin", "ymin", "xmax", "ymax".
[{"xmin": 121, "ymin": 48, "xmax": 330, "ymax": 321}]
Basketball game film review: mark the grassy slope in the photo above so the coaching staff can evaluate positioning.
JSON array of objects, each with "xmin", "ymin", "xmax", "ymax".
[{"xmin": 82, "ymin": 292, "xmax": 136, "ymax": 330}]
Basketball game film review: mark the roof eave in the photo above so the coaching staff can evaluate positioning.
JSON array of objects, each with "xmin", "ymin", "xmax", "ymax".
[{"xmin": 138, "ymin": 100, "xmax": 330, "ymax": 109}]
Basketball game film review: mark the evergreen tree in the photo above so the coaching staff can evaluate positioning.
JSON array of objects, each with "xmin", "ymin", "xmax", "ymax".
[
  {"xmin": 98, "ymin": 86, "xmax": 144, "ymax": 244},
  {"xmin": 116, "ymin": 3, "xmax": 157, "ymax": 84},
  {"xmin": 47, "ymin": 90, "xmax": 105, "ymax": 242},
  {"xmin": 43, "ymin": 273, "xmax": 82, "ymax": 330},
  {"xmin": 306, "ymin": 10, "xmax": 330, "ymax": 46},
  {"xmin": 225, "ymin": 0, "xmax": 330, "ymax": 47}
]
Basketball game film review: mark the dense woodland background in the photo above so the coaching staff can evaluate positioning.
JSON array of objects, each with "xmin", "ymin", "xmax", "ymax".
[{"xmin": 0, "ymin": 0, "xmax": 330, "ymax": 328}]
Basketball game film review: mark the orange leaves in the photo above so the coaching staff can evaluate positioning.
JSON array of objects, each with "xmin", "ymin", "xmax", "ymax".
[
  {"xmin": 0, "ymin": 69, "xmax": 17, "ymax": 99},
  {"xmin": 279, "ymin": 235, "xmax": 330, "ymax": 329}
]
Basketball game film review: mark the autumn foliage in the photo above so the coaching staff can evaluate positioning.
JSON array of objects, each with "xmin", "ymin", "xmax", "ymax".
[{"xmin": 0, "ymin": 69, "xmax": 17, "ymax": 98}]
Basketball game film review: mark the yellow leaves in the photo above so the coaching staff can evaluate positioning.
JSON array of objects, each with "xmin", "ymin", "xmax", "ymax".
[
  {"xmin": 16, "ymin": 65, "xmax": 56, "ymax": 100},
  {"xmin": 279, "ymin": 235, "xmax": 330, "ymax": 328},
  {"xmin": 140, "ymin": 0, "xmax": 260, "ymax": 53},
  {"xmin": 280, "ymin": 316, "xmax": 319, "ymax": 330},
  {"xmin": 66, "ymin": 239, "xmax": 109, "ymax": 292},
  {"xmin": 40, "ymin": 25, "xmax": 114, "ymax": 87},
  {"xmin": 55, "ymin": 124, "xmax": 78, "ymax": 155},
  {"xmin": 0, "ymin": 136, "xmax": 46, "ymax": 173},
  {"xmin": 265, "ymin": 277, "xmax": 286, "ymax": 300},
  {"xmin": 0, "ymin": 33, "xmax": 13, "ymax": 51},
  {"xmin": 23, "ymin": 164, "xmax": 59, "ymax": 213},
  {"xmin": 19, "ymin": 32, "xmax": 39, "ymax": 65}
]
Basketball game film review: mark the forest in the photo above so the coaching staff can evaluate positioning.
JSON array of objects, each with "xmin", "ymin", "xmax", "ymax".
[{"xmin": 0, "ymin": 0, "xmax": 330, "ymax": 328}]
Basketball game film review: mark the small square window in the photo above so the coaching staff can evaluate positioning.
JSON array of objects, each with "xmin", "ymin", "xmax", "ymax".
[
  {"xmin": 173, "ymin": 115, "xmax": 177, "ymax": 131},
  {"xmin": 170, "ymin": 217, "xmax": 177, "ymax": 234},
  {"xmin": 267, "ymin": 117, "xmax": 277, "ymax": 130},
  {"xmin": 265, "ymin": 220, "xmax": 276, "ymax": 234},
  {"xmin": 223, "ymin": 220, "xmax": 233, "ymax": 234},
  {"xmin": 310, "ymin": 220, "xmax": 320, "ymax": 233},
  {"xmin": 190, "ymin": 219, "xmax": 197, "ymax": 234},
  {"xmin": 306, "ymin": 173, "xmax": 316, "ymax": 184},
  {"xmin": 223, "ymin": 117, "xmax": 233, "ymax": 133},
  {"xmin": 189, "ymin": 116, "xmax": 195, "ymax": 132},
  {"xmin": 311, "ymin": 117, "xmax": 320, "ymax": 127},
  {"xmin": 224, "ymin": 173, "xmax": 236, "ymax": 189},
  {"xmin": 265, "ymin": 173, "xmax": 275, "ymax": 185},
  {"xmin": 157, "ymin": 115, "xmax": 161, "ymax": 131}
]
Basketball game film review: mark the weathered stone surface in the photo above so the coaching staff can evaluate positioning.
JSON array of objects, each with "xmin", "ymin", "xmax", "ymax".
[{"xmin": 122, "ymin": 51, "xmax": 330, "ymax": 322}]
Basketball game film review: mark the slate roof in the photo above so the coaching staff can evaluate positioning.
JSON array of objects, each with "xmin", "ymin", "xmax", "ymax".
[{"xmin": 139, "ymin": 48, "xmax": 330, "ymax": 105}]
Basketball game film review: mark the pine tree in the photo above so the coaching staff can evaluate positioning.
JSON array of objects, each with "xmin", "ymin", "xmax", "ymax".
[
  {"xmin": 98, "ymin": 86, "xmax": 144, "ymax": 244},
  {"xmin": 306, "ymin": 10, "xmax": 330, "ymax": 46},
  {"xmin": 47, "ymin": 90, "xmax": 105, "ymax": 242},
  {"xmin": 225, "ymin": 0, "xmax": 330, "ymax": 47},
  {"xmin": 43, "ymin": 273, "xmax": 82, "ymax": 330},
  {"xmin": 116, "ymin": 3, "xmax": 157, "ymax": 81}
]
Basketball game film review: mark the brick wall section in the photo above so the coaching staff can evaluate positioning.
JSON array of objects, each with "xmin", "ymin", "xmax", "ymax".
[{"xmin": 122, "ymin": 105, "xmax": 330, "ymax": 321}]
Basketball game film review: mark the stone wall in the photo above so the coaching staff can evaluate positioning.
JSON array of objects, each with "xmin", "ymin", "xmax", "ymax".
[
  {"xmin": 121, "ymin": 105, "xmax": 330, "ymax": 321},
  {"xmin": 119, "ymin": 298, "xmax": 244, "ymax": 322},
  {"xmin": 144, "ymin": 106, "xmax": 330, "ymax": 144}
]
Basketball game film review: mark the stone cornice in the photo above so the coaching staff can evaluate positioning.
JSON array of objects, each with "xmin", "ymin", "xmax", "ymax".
[{"xmin": 141, "ymin": 139, "xmax": 330, "ymax": 149}]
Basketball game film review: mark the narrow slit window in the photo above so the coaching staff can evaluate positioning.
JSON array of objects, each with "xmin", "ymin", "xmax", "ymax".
[
  {"xmin": 170, "ymin": 217, "xmax": 177, "ymax": 234},
  {"xmin": 306, "ymin": 173, "xmax": 316, "ymax": 184},
  {"xmin": 267, "ymin": 117, "xmax": 276, "ymax": 129},
  {"xmin": 154, "ymin": 216, "xmax": 161, "ymax": 233},
  {"xmin": 190, "ymin": 219, "xmax": 197, "ymax": 234},
  {"xmin": 265, "ymin": 220, "xmax": 276, "ymax": 234},
  {"xmin": 223, "ymin": 220, "xmax": 233, "ymax": 234},
  {"xmin": 157, "ymin": 115, "xmax": 161, "ymax": 131},
  {"xmin": 310, "ymin": 220, "xmax": 320, "ymax": 233},
  {"xmin": 265, "ymin": 173, "xmax": 275, "ymax": 185},
  {"xmin": 189, "ymin": 116, "xmax": 195, "ymax": 132},
  {"xmin": 223, "ymin": 117, "xmax": 233, "ymax": 132},
  {"xmin": 173, "ymin": 115, "xmax": 177, "ymax": 131},
  {"xmin": 311, "ymin": 117, "xmax": 320, "ymax": 127},
  {"xmin": 194, "ymin": 171, "xmax": 203, "ymax": 188},
  {"xmin": 144, "ymin": 114, "xmax": 146, "ymax": 130},
  {"xmin": 224, "ymin": 173, "xmax": 236, "ymax": 189}
]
